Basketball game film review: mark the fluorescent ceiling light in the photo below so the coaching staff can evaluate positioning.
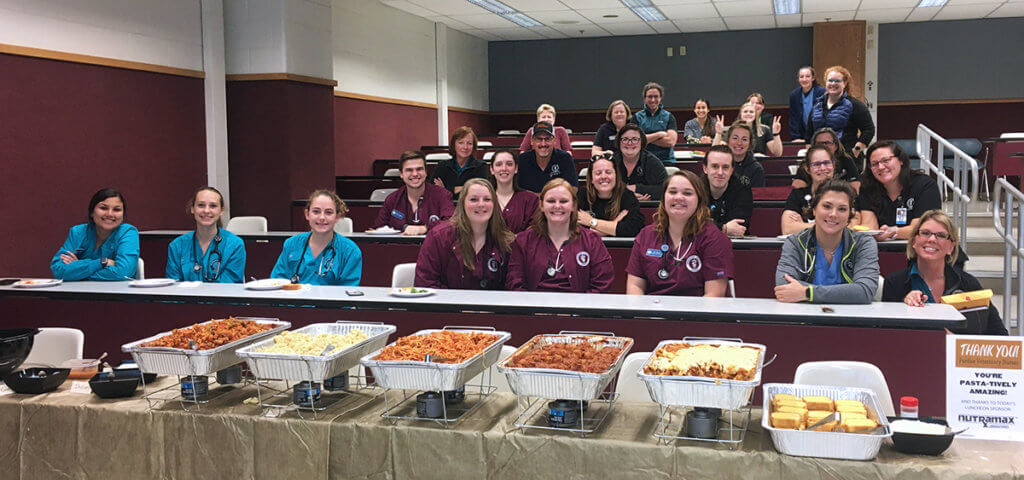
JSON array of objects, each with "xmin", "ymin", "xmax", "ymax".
[
  {"xmin": 917, "ymin": 0, "xmax": 946, "ymax": 6},
  {"xmin": 467, "ymin": 0, "xmax": 542, "ymax": 27},
  {"xmin": 774, "ymin": 0, "xmax": 800, "ymax": 15},
  {"xmin": 620, "ymin": 0, "xmax": 667, "ymax": 22}
]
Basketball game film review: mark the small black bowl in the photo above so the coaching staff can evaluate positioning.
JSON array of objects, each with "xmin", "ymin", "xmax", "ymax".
[
  {"xmin": 3, "ymin": 367, "xmax": 70, "ymax": 394},
  {"xmin": 0, "ymin": 328, "xmax": 39, "ymax": 377},
  {"xmin": 89, "ymin": 372, "xmax": 140, "ymax": 399},
  {"xmin": 888, "ymin": 416, "xmax": 956, "ymax": 456},
  {"xmin": 114, "ymin": 362, "xmax": 157, "ymax": 384}
]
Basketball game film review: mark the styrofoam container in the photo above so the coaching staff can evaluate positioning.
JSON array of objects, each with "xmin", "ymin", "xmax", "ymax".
[
  {"xmin": 121, "ymin": 318, "xmax": 290, "ymax": 376},
  {"xmin": 497, "ymin": 334, "xmax": 633, "ymax": 401},
  {"xmin": 638, "ymin": 339, "xmax": 766, "ymax": 410},
  {"xmin": 236, "ymin": 322, "xmax": 396, "ymax": 382},
  {"xmin": 762, "ymin": 383, "xmax": 892, "ymax": 461},
  {"xmin": 360, "ymin": 328, "xmax": 511, "ymax": 391}
]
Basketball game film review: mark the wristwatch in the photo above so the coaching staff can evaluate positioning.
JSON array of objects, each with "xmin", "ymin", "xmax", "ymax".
[
  {"xmin": 804, "ymin": 286, "xmax": 811, "ymax": 301},
  {"xmin": 589, "ymin": 218, "xmax": 598, "ymax": 227},
  {"xmin": 100, "ymin": 258, "xmax": 110, "ymax": 268}
]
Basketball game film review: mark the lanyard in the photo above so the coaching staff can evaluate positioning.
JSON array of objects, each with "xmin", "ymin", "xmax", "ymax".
[
  {"xmin": 192, "ymin": 229, "xmax": 222, "ymax": 282},
  {"xmin": 292, "ymin": 233, "xmax": 337, "ymax": 283}
]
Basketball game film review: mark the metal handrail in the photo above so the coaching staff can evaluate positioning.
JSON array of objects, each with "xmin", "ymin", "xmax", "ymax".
[
  {"xmin": 993, "ymin": 178, "xmax": 1022, "ymax": 335},
  {"xmin": 916, "ymin": 124, "xmax": 980, "ymax": 246}
]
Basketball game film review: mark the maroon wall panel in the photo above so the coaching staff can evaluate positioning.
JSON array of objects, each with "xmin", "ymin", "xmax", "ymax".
[
  {"xmin": 447, "ymin": 109, "xmax": 493, "ymax": 141},
  {"xmin": 227, "ymin": 80, "xmax": 334, "ymax": 230},
  {"xmin": 333, "ymin": 96, "xmax": 438, "ymax": 176},
  {"xmin": 0, "ymin": 53, "xmax": 206, "ymax": 277},
  {"xmin": 877, "ymin": 102, "xmax": 1024, "ymax": 140}
]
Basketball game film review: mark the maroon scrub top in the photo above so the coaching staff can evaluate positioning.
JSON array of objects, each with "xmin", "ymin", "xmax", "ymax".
[
  {"xmin": 414, "ymin": 222, "xmax": 509, "ymax": 290},
  {"xmin": 500, "ymin": 190, "xmax": 539, "ymax": 233},
  {"xmin": 625, "ymin": 222, "xmax": 734, "ymax": 296},
  {"xmin": 372, "ymin": 184, "xmax": 455, "ymax": 231},
  {"xmin": 507, "ymin": 227, "xmax": 614, "ymax": 293}
]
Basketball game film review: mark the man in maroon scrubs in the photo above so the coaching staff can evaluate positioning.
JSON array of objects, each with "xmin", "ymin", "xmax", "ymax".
[{"xmin": 372, "ymin": 150, "xmax": 455, "ymax": 235}]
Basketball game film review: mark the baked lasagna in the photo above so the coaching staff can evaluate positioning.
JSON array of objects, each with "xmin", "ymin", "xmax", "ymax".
[{"xmin": 643, "ymin": 342, "xmax": 761, "ymax": 380}]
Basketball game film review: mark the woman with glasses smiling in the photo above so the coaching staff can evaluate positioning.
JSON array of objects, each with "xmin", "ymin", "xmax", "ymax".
[
  {"xmin": 792, "ymin": 127, "xmax": 861, "ymax": 192},
  {"xmin": 856, "ymin": 140, "xmax": 941, "ymax": 241},
  {"xmin": 882, "ymin": 210, "xmax": 1007, "ymax": 335},
  {"xmin": 806, "ymin": 65, "xmax": 875, "ymax": 159},
  {"xmin": 781, "ymin": 146, "xmax": 840, "ymax": 235},
  {"xmin": 610, "ymin": 123, "xmax": 667, "ymax": 201},
  {"xmin": 271, "ymin": 190, "xmax": 362, "ymax": 285}
]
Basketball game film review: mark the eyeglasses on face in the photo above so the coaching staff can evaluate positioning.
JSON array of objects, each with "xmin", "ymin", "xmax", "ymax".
[
  {"xmin": 621, "ymin": 137, "xmax": 642, "ymax": 145},
  {"xmin": 870, "ymin": 155, "xmax": 898, "ymax": 169},
  {"xmin": 826, "ymin": 78, "xmax": 844, "ymax": 84},
  {"xmin": 809, "ymin": 161, "xmax": 833, "ymax": 169},
  {"xmin": 917, "ymin": 229, "xmax": 951, "ymax": 241}
]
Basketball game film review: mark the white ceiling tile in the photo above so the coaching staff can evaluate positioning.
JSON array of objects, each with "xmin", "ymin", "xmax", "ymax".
[
  {"xmin": 775, "ymin": 13, "xmax": 802, "ymax": 26},
  {"xmin": 502, "ymin": 0, "xmax": 570, "ymax": 11},
  {"xmin": 529, "ymin": 25, "xmax": 571, "ymax": 38},
  {"xmin": 380, "ymin": 0, "xmax": 439, "ymax": 17},
  {"xmin": 648, "ymin": 19, "xmax": 681, "ymax": 33},
  {"xmin": 857, "ymin": 0, "xmax": 918, "ymax": 7},
  {"xmin": 447, "ymin": 13, "xmax": 517, "ymax": 28},
  {"xmin": 802, "ymin": 0, "xmax": 859, "ymax": 13},
  {"xmin": 932, "ymin": 3, "xmax": 1001, "ymax": 19},
  {"xmin": 988, "ymin": 2, "xmax": 1024, "ymax": 17},
  {"xmin": 723, "ymin": 14, "xmax": 776, "ymax": 30},
  {"xmin": 425, "ymin": 15, "xmax": 474, "ymax": 30},
  {"xmin": 462, "ymin": 28, "xmax": 503, "ymax": 41},
  {"xmin": 945, "ymin": 0, "xmax": 1005, "ymax": 5},
  {"xmin": 905, "ymin": 5, "xmax": 941, "ymax": 21},
  {"xmin": 659, "ymin": 3, "xmax": 721, "ymax": 18},
  {"xmin": 406, "ymin": 0, "xmax": 479, "ymax": 15},
  {"xmin": 575, "ymin": 7, "xmax": 642, "ymax": 23},
  {"xmin": 654, "ymin": 0, "xmax": 716, "ymax": 4},
  {"xmin": 714, "ymin": 0, "xmax": 772, "ymax": 16},
  {"xmin": 559, "ymin": 0, "xmax": 624, "ymax": 7},
  {"xmin": 802, "ymin": 10, "xmax": 856, "ymax": 23},
  {"xmin": 523, "ymin": 9, "xmax": 590, "ymax": 24},
  {"xmin": 600, "ymin": 21, "xmax": 658, "ymax": 35},
  {"xmin": 487, "ymin": 27, "xmax": 547, "ymax": 40},
  {"xmin": 673, "ymin": 17, "xmax": 727, "ymax": 32},
  {"xmin": 855, "ymin": 7, "xmax": 913, "ymax": 22},
  {"xmin": 549, "ymin": 22, "xmax": 612, "ymax": 37}
]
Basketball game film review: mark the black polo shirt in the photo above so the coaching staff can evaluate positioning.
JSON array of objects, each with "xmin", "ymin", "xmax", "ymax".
[
  {"xmin": 517, "ymin": 149, "xmax": 578, "ymax": 193},
  {"xmin": 857, "ymin": 173, "xmax": 941, "ymax": 227},
  {"xmin": 784, "ymin": 186, "xmax": 814, "ymax": 221},
  {"xmin": 705, "ymin": 176, "xmax": 753, "ymax": 228}
]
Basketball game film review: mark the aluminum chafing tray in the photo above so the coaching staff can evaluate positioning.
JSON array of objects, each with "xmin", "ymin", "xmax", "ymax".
[
  {"xmin": 236, "ymin": 322, "xmax": 396, "ymax": 382},
  {"xmin": 497, "ymin": 334, "xmax": 634, "ymax": 401},
  {"xmin": 762, "ymin": 383, "xmax": 892, "ymax": 461},
  {"xmin": 121, "ymin": 317, "xmax": 290, "ymax": 376},
  {"xmin": 637, "ymin": 338, "xmax": 767, "ymax": 410},
  {"xmin": 360, "ymin": 327, "xmax": 511, "ymax": 391}
]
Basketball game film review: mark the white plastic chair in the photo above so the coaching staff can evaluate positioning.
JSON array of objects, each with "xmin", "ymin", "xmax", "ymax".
[
  {"xmin": 615, "ymin": 351, "xmax": 653, "ymax": 402},
  {"xmin": 665, "ymin": 166, "xmax": 680, "ymax": 176},
  {"xmin": 391, "ymin": 263, "xmax": 416, "ymax": 288},
  {"xmin": 482, "ymin": 151, "xmax": 495, "ymax": 161},
  {"xmin": 469, "ymin": 344, "xmax": 516, "ymax": 393},
  {"xmin": 334, "ymin": 217, "xmax": 353, "ymax": 234},
  {"xmin": 370, "ymin": 188, "xmax": 396, "ymax": 202},
  {"xmin": 136, "ymin": 257, "xmax": 145, "ymax": 280},
  {"xmin": 24, "ymin": 327, "xmax": 84, "ymax": 367},
  {"xmin": 384, "ymin": 168, "xmax": 400, "ymax": 177},
  {"xmin": 873, "ymin": 275, "xmax": 884, "ymax": 302},
  {"xmin": 728, "ymin": 279, "xmax": 737, "ymax": 298},
  {"xmin": 794, "ymin": 361, "xmax": 896, "ymax": 417},
  {"xmin": 226, "ymin": 216, "xmax": 268, "ymax": 234},
  {"xmin": 571, "ymin": 140, "xmax": 593, "ymax": 148},
  {"xmin": 425, "ymin": 153, "xmax": 451, "ymax": 161},
  {"xmin": 498, "ymin": 129, "xmax": 520, "ymax": 135},
  {"xmin": 797, "ymin": 148, "xmax": 808, "ymax": 157},
  {"xmin": 578, "ymin": 167, "xmax": 588, "ymax": 179},
  {"xmin": 477, "ymin": 141, "xmax": 493, "ymax": 147},
  {"xmin": 788, "ymin": 164, "xmax": 800, "ymax": 176},
  {"xmin": 1000, "ymin": 132, "xmax": 1024, "ymax": 140}
]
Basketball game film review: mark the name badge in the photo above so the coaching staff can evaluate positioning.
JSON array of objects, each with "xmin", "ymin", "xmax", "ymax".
[
  {"xmin": 896, "ymin": 207, "xmax": 908, "ymax": 226},
  {"xmin": 391, "ymin": 209, "xmax": 405, "ymax": 220},
  {"xmin": 645, "ymin": 248, "xmax": 663, "ymax": 258}
]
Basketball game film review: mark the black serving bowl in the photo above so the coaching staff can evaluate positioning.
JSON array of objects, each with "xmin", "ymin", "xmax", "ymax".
[
  {"xmin": 89, "ymin": 372, "xmax": 141, "ymax": 399},
  {"xmin": 114, "ymin": 362, "xmax": 157, "ymax": 384},
  {"xmin": 888, "ymin": 417, "xmax": 956, "ymax": 456},
  {"xmin": 2, "ymin": 367, "xmax": 70, "ymax": 394},
  {"xmin": 0, "ymin": 328, "xmax": 39, "ymax": 377}
]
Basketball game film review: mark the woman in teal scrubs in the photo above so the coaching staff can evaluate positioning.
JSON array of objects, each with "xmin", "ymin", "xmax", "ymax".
[
  {"xmin": 166, "ymin": 187, "xmax": 246, "ymax": 282},
  {"xmin": 51, "ymin": 188, "xmax": 139, "ymax": 281},
  {"xmin": 271, "ymin": 190, "xmax": 362, "ymax": 285}
]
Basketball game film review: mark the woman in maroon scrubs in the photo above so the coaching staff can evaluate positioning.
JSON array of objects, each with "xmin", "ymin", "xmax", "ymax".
[
  {"xmin": 414, "ymin": 178, "xmax": 515, "ymax": 289},
  {"xmin": 507, "ymin": 178, "xmax": 614, "ymax": 293},
  {"xmin": 626, "ymin": 170, "xmax": 734, "ymax": 296},
  {"xmin": 490, "ymin": 149, "xmax": 539, "ymax": 233}
]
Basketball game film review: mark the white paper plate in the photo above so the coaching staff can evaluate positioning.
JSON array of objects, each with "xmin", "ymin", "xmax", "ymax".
[
  {"xmin": 776, "ymin": 235, "xmax": 791, "ymax": 240},
  {"xmin": 389, "ymin": 287, "xmax": 435, "ymax": 298},
  {"xmin": 12, "ymin": 278, "xmax": 63, "ymax": 288},
  {"xmin": 853, "ymin": 229, "xmax": 884, "ymax": 236},
  {"xmin": 366, "ymin": 228, "xmax": 401, "ymax": 235},
  {"xmin": 245, "ymin": 278, "xmax": 291, "ymax": 290},
  {"xmin": 129, "ymin": 278, "xmax": 176, "ymax": 288}
]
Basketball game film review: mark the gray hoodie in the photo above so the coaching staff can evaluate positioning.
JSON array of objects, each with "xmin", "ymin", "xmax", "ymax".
[{"xmin": 775, "ymin": 227, "xmax": 879, "ymax": 304}]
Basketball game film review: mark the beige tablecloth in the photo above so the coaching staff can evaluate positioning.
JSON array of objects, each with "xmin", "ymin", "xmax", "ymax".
[{"xmin": 0, "ymin": 378, "xmax": 1021, "ymax": 480}]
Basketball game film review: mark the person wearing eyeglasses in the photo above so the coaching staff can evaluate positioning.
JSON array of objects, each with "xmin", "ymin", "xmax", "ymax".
[
  {"xmin": 788, "ymin": 66, "xmax": 826, "ymax": 143},
  {"xmin": 415, "ymin": 179, "xmax": 514, "ymax": 290},
  {"xmin": 489, "ymin": 149, "xmax": 538, "ymax": 234},
  {"xmin": 507, "ymin": 178, "xmax": 614, "ymax": 293},
  {"xmin": 633, "ymin": 82, "xmax": 678, "ymax": 164},
  {"xmin": 271, "ymin": 190, "xmax": 361, "ymax": 286},
  {"xmin": 775, "ymin": 179, "xmax": 878, "ymax": 304},
  {"xmin": 702, "ymin": 145, "xmax": 752, "ymax": 237},
  {"xmin": 577, "ymin": 155, "xmax": 645, "ymax": 237},
  {"xmin": 610, "ymin": 123, "xmax": 667, "ymax": 201},
  {"xmin": 856, "ymin": 140, "xmax": 941, "ymax": 241},
  {"xmin": 781, "ymin": 146, "xmax": 840, "ymax": 235},
  {"xmin": 806, "ymin": 65, "xmax": 875, "ymax": 159},
  {"xmin": 519, "ymin": 104, "xmax": 573, "ymax": 153},
  {"xmin": 683, "ymin": 98, "xmax": 715, "ymax": 144},
  {"xmin": 791, "ymin": 127, "xmax": 861, "ymax": 192},
  {"xmin": 372, "ymin": 150, "xmax": 455, "ymax": 235},
  {"xmin": 882, "ymin": 210, "xmax": 1007, "ymax": 335},
  {"xmin": 166, "ymin": 187, "xmax": 246, "ymax": 283},
  {"xmin": 626, "ymin": 170, "xmax": 733, "ymax": 297},
  {"xmin": 51, "ymin": 188, "xmax": 139, "ymax": 281},
  {"xmin": 516, "ymin": 121, "xmax": 578, "ymax": 193},
  {"xmin": 429, "ymin": 126, "xmax": 489, "ymax": 196},
  {"xmin": 592, "ymin": 100, "xmax": 631, "ymax": 157}
]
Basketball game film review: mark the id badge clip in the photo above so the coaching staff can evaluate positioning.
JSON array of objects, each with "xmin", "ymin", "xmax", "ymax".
[{"xmin": 896, "ymin": 207, "xmax": 908, "ymax": 225}]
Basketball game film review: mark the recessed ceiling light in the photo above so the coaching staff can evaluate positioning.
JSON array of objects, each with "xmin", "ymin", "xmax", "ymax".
[
  {"xmin": 466, "ymin": 0, "xmax": 542, "ymax": 27},
  {"xmin": 773, "ymin": 0, "xmax": 800, "ymax": 15},
  {"xmin": 917, "ymin": 0, "xmax": 946, "ymax": 6},
  {"xmin": 620, "ymin": 0, "xmax": 667, "ymax": 22}
]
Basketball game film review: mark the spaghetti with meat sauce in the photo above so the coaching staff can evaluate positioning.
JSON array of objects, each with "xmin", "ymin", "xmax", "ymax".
[
  {"xmin": 506, "ymin": 342, "xmax": 623, "ymax": 373},
  {"xmin": 374, "ymin": 331, "xmax": 499, "ymax": 363},
  {"xmin": 142, "ymin": 317, "xmax": 274, "ymax": 350}
]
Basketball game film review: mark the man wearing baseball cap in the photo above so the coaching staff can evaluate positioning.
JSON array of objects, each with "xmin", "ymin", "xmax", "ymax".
[{"xmin": 516, "ymin": 121, "xmax": 579, "ymax": 193}]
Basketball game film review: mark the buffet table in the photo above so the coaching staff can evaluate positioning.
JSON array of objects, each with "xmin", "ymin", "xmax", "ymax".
[{"xmin": 0, "ymin": 381, "xmax": 1019, "ymax": 480}]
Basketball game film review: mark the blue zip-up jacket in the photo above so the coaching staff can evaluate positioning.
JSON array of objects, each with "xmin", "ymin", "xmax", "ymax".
[
  {"xmin": 270, "ymin": 232, "xmax": 362, "ymax": 286},
  {"xmin": 166, "ymin": 229, "xmax": 247, "ymax": 283},
  {"xmin": 788, "ymin": 85, "xmax": 826, "ymax": 140},
  {"xmin": 50, "ymin": 223, "xmax": 139, "ymax": 281},
  {"xmin": 808, "ymin": 93, "xmax": 854, "ymax": 142}
]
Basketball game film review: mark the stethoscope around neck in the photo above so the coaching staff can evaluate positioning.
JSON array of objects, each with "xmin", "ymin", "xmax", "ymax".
[
  {"xmin": 192, "ymin": 228, "xmax": 223, "ymax": 282},
  {"xmin": 292, "ymin": 233, "xmax": 337, "ymax": 283},
  {"xmin": 658, "ymin": 237, "xmax": 694, "ymax": 280}
]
